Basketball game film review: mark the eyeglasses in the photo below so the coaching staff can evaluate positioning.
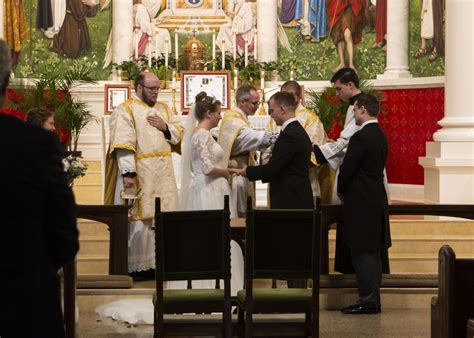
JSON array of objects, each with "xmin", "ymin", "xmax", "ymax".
[
  {"xmin": 244, "ymin": 99, "xmax": 260, "ymax": 106},
  {"xmin": 140, "ymin": 84, "xmax": 160, "ymax": 92}
]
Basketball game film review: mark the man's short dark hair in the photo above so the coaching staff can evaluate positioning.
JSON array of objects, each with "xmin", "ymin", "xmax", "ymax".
[
  {"xmin": 135, "ymin": 72, "xmax": 147, "ymax": 91},
  {"xmin": 355, "ymin": 93, "xmax": 380, "ymax": 117},
  {"xmin": 331, "ymin": 68, "xmax": 360, "ymax": 88},
  {"xmin": 270, "ymin": 91, "xmax": 297, "ymax": 112}
]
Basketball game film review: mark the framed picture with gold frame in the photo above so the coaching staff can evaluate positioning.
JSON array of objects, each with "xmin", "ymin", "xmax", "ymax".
[
  {"xmin": 181, "ymin": 71, "xmax": 230, "ymax": 112},
  {"xmin": 104, "ymin": 84, "xmax": 130, "ymax": 115}
]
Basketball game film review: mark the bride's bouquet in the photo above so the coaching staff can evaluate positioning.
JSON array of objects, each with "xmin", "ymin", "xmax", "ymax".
[{"xmin": 62, "ymin": 155, "xmax": 88, "ymax": 183}]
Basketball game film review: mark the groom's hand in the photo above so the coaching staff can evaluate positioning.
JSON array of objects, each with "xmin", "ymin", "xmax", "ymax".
[{"xmin": 234, "ymin": 165, "xmax": 248, "ymax": 177}]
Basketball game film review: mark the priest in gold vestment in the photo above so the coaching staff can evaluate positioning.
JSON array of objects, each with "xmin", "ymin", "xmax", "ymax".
[
  {"xmin": 105, "ymin": 72, "xmax": 183, "ymax": 276},
  {"xmin": 263, "ymin": 80, "xmax": 327, "ymax": 202},
  {"xmin": 218, "ymin": 84, "xmax": 278, "ymax": 217}
]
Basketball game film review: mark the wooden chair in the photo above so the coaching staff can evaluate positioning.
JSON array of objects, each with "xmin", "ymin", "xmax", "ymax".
[
  {"xmin": 237, "ymin": 199, "xmax": 320, "ymax": 337},
  {"xmin": 431, "ymin": 245, "xmax": 474, "ymax": 338},
  {"xmin": 153, "ymin": 196, "xmax": 232, "ymax": 338}
]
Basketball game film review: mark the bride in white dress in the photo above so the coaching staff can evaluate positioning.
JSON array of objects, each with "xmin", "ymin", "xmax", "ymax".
[
  {"xmin": 167, "ymin": 91, "xmax": 244, "ymax": 295},
  {"xmin": 96, "ymin": 92, "xmax": 244, "ymax": 325}
]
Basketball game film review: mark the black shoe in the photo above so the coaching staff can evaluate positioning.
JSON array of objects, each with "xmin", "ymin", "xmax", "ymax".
[
  {"xmin": 129, "ymin": 271, "xmax": 147, "ymax": 281},
  {"xmin": 341, "ymin": 304, "xmax": 378, "ymax": 314}
]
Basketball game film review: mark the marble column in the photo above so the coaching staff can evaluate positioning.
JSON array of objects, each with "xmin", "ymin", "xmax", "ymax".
[
  {"xmin": 257, "ymin": 0, "xmax": 277, "ymax": 62},
  {"xmin": 419, "ymin": 0, "xmax": 474, "ymax": 204},
  {"xmin": 112, "ymin": 0, "xmax": 134, "ymax": 65},
  {"xmin": 377, "ymin": 0, "xmax": 412, "ymax": 79}
]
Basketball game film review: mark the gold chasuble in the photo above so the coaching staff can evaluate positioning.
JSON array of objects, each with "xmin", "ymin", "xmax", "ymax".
[
  {"xmin": 105, "ymin": 97, "xmax": 183, "ymax": 220},
  {"xmin": 265, "ymin": 103, "xmax": 327, "ymax": 198}
]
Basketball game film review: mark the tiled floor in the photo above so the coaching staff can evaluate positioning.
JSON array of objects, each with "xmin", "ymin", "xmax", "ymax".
[{"xmin": 79, "ymin": 306, "xmax": 430, "ymax": 337}]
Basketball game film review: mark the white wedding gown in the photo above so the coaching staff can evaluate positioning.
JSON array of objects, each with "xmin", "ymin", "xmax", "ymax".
[{"xmin": 96, "ymin": 128, "xmax": 244, "ymax": 325}]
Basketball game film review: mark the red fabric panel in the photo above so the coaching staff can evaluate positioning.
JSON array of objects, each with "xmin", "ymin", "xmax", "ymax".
[{"xmin": 378, "ymin": 87, "xmax": 445, "ymax": 185}]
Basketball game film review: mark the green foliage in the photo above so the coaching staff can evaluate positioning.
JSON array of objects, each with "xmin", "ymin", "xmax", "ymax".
[
  {"xmin": 305, "ymin": 81, "xmax": 383, "ymax": 132},
  {"xmin": 14, "ymin": 2, "xmax": 112, "ymax": 80},
  {"xmin": 7, "ymin": 63, "xmax": 97, "ymax": 151}
]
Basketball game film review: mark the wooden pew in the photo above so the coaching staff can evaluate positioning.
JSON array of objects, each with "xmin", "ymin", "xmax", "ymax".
[
  {"xmin": 63, "ymin": 204, "xmax": 129, "ymax": 338},
  {"xmin": 431, "ymin": 245, "xmax": 474, "ymax": 338}
]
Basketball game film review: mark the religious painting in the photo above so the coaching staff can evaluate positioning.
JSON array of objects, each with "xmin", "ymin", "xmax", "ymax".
[{"xmin": 175, "ymin": 0, "xmax": 214, "ymax": 9}]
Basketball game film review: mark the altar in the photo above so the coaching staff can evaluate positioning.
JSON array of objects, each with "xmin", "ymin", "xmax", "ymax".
[{"xmin": 155, "ymin": 0, "xmax": 229, "ymax": 31}]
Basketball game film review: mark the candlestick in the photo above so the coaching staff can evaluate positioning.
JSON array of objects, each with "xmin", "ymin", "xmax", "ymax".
[
  {"xmin": 234, "ymin": 68, "xmax": 238, "ymax": 90},
  {"xmin": 244, "ymin": 38, "xmax": 248, "ymax": 67},
  {"xmin": 221, "ymin": 38, "xmax": 225, "ymax": 69},
  {"xmin": 164, "ymin": 38, "xmax": 169, "ymax": 67},
  {"xmin": 134, "ymin": 28, "xmax": 139, "ymax": 60},
  {"xmin": 148, "ymin": 36, "xmax": 152, "ymax": 67},
  {"xmin": 290, "ymin": 69, "xmax": 295, "ymax": 81},
  {"xmin": 254, "ymin": 29, "xmax": 258, "ymax": 61},
  {"xmin": 212, "ymin": 30, "xmax": 216, "ymax": 60},
  {"xmin": 260, "ymin": 69, "xmax": 265, "ymax": 90},
  {"xmin": 117, "ymin": 68, "xmax": 122, "ymax": 82},
  {"xmin": 154, "ymin": 30, "xmax": 159, "ymax": 61},
  {"xmin": 232, "ymin": 30, "xmax": 237, "ymax": 61},
  {"xmin": 175, "ymin": 29, "xmax": 179, "ymax": 64},
  {"xmin": 172, "ymin": 69, "xmax": 177, "ymax": 90}
]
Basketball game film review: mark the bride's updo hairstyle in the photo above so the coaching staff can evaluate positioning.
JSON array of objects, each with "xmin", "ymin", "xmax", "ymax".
[{"xmin": 194, "ymin": 91, "xmax": 221, "ymax": 121}]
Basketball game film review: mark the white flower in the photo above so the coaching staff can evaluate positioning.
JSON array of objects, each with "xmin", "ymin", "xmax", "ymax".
[{"xmin": 63, "ymin": 155, "xmax": 88, "ymax": 181}]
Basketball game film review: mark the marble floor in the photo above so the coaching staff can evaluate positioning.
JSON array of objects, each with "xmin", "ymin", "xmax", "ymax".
[{"xmin": 78, "ymin": 306, "xmax": 430, "ymax": 337}]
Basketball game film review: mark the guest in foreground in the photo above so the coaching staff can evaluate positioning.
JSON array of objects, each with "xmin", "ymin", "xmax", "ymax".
[
  {"xmin": 26, "ymin": 107, "xmax": 56, "ymax": 131},
  {"xmin": 337, "ymin": 93, "xmax": 391, "ymax": 314},
  {"xmin": 234, "ymin": 91, "xmax": 313, "ymax": 288},
  {"xmin": 0, "ymin": 39, "xmax": 79, "ymax": 338}
]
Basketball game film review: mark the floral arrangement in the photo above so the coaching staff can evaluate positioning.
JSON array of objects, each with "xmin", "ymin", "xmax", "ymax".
[{"xmin": 62, "ymin": 155, "xmax": 88, "ymax": 182}]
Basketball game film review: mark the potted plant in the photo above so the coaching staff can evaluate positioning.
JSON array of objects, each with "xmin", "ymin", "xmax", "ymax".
[{"xmin": 6, "ymin": 62, "xmax": 97, "ymax": 154}]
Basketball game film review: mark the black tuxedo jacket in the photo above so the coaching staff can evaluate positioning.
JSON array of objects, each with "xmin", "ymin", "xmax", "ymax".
[
  {"xmin": 0, "ymin": 114, "xmax": 79, "ymax": 338},
  {"xmin": 337, "ymin": 122, "xmax": 391, "ymax": 251},
  {"xmin": 247, "ymin": 120, "xmax": 313, "ymax": 209}
]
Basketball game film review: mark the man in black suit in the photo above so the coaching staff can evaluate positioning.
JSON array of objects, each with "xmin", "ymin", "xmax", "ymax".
[
  {"xmin": 0, "ymin": 39, "xmax": 79, "ymax": 338},
  {"xmin": 235, "ymin": 91, "xmax": 314, "ymax": 288},
  {"xmin": 337, "ymin": 94, "xmax": 391, "ymax": 314},
  {"xmin": 235, "ymin": 91, "xmax": 314, "ymax": 210}
]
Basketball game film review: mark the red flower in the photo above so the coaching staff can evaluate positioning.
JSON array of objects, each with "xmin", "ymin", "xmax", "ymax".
[
  {"xmin": 58, "ymin": 127, "xmax": 70, "ymax": 144},
  {"xmin": 1, "ymin": 107, "xmax": 26, "ymax": 120}
]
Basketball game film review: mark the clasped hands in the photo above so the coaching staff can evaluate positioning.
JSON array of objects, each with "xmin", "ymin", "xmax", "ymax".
[{"xmin": 224, "ymin": 165, "xmax": 247, "ymax": 180}]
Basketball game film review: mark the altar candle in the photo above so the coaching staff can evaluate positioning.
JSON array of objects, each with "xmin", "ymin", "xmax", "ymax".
[
  {"xmin": 221, "ymin": 38, "xmax": 226, "ymax": 69},
  {"xmin": 244, "ymin": 38, "xmax": 248, "ymax": 67},
  {"xmin": 117, "ymin": 68, "xmax": 122, "ymax": 82},
  {"xmin": 232, "ymin": 30, "xmax": 237, "ymax": 61},
  {"xmin": 254, "ymin": 29, "xmax": 258, "ymax": 61},
  {"xmin": 164, "ymin": 38, "xmax": 169, "ymax": 67},
  {"xmin": 260, "ymin": 69, "xmax": 265, "ymax": 90},
  {"xmin": 212, "ymin": 30, "xmax": 216, "ymax": 60},
  {"xmin": 175, "ymin": 29, "xmax": 179, "ymax": 63},
  {"xmin": 172, "ymin": 69, "xmax": 177, "ymax": 90},
  {"xmin": 154, "ymin": 30, "xmax": 159, "ymax": 61},
  {"xmin": 234, "ymin": 68, "xmax": 238, "ymax": 89},
  {"xmin": 290, "ymin": 69, "xmax": 295, "ymax": 81},
  {"xmin": 148, "ymin": 36, "xmax": 152, "ymax": 67},
  {"xmin": 134, "ymin": 28, "xmax": 139, "ymax": 60}
]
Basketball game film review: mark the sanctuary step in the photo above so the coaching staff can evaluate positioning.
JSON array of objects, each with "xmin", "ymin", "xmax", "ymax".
[{"xmin": 72, "ymin": 160, "xmax": 103, "ymax": 205}]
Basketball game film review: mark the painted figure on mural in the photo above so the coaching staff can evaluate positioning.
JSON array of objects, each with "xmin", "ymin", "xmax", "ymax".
[
  {"xmin": 4, "ymin": 0, "xmax": 27, "ymax": 65},
  {"xmin": 326, "ymin": 0, "xmax": 366, "ymax": 73},
  {"xmin": 414, "ymin": 0, "xmax": 444, "ymax": 62},
  {"xmin": 372, "ymin": 0, "xmax": 386, "ymax": 50},
  {"xmin": 279, "ymin": 0, "xmax": 326, "ymax": 42},
  {"xmin": 217, "ymin": 0, "xmax": 257, "ymax": 57},
  {"xmin": 37, "ymin": 0, "xmax": 67, "ymax": 39},
  {"xmin": 132, "ymin": 0, "xmax": 169, "ymax": 59},
  {"xmin": 52, "ymin": 0, "xmax": 98, "ymax": 58}
]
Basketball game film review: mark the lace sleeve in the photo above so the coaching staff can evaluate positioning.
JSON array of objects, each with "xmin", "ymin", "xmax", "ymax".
[{"xmin": 192, "ymin": 130, "xmax": 214, "ymax": 175}]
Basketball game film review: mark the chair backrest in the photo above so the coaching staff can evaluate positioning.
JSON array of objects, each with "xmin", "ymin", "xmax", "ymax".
[
  {"xmin": 154, "ymin": 196, "xmax": 231, "ymax": 282},
  {"xmin": 101, "ymin": 116, "xmax": 110, "ymax": 204},
  {"xmin": 245, "ymin": 204, "xmax": 320, "ymax": 280}
]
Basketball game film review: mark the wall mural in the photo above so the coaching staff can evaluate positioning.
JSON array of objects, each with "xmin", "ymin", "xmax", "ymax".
[{"xmin": 10, "ymin": 0, "xmax": 444, "ymax": 81}]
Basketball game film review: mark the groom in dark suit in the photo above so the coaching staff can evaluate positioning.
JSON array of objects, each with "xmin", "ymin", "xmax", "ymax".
[
  {"xmin": 0, "ymin": 39, "xmax": 79, "ymax": 337},
  {"xmin": 338, "ymin": 93, "xmax": 391, "ymax": 314},
  {"xmin": 235, "ymin": 91, "xmax": 314, "ymax": 288},
  {"xmin": 235, "ymin": 91, "xmax": 314, "ymax": 210}
]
